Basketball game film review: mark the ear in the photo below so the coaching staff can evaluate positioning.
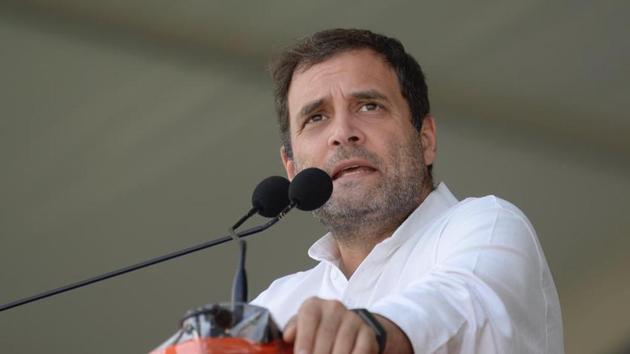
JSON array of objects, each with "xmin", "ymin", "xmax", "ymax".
[
  {"xmin": 280, "ymin": 145, "xmax": 296, "ymax": 181},
  {"xmin": 420, "ymin": 115, "xmax": 437, "ymax": 166}
]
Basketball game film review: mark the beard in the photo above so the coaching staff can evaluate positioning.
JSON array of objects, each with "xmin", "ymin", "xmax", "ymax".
[{"xmin": 293, "ymin": 131, "xmax": 431, "ymax": 245}]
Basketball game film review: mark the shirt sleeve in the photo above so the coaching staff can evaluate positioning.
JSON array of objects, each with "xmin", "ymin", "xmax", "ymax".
[{"xmin": 369, "ymin": 198, "xmax": 559, "ymax": 354}]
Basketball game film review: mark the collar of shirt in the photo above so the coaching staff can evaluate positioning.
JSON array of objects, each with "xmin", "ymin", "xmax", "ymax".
[{"xmin": 307, "ymin": 182, "xmax": 459, "ymax": 271}]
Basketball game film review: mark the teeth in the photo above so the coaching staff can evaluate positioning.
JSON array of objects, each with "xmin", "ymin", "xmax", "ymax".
[
  {"xmin": 339, "ymin": 166, "xmax": 370, "ymax": 176},
  {"xmin": 333, "ymin": 164, "xmax": 374, "ymax": 180}
]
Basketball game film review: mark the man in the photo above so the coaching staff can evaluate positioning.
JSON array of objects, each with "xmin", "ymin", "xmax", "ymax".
[{"xmin": 252, "ymin": 29, "xmax": 563, "ymax": 354}]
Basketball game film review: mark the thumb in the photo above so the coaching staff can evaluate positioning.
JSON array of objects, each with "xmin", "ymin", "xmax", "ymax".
[{"xmin": 283, "ymin": 316, "xmax": 297, "ymax": 343}]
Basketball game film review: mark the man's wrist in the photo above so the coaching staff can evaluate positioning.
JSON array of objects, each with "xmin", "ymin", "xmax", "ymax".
[
  {"xmin": 351, "ymin": 308, "xmax": 387, "ymax": 354},
  {"xmin": 372, "ymin": 313, "xmax": 414, "ymax": 354}
]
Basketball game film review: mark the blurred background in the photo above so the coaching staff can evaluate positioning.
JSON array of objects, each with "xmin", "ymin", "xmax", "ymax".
[{"xmin": 0, "ymin": 1, "xmax": 628, "ymax": 353}]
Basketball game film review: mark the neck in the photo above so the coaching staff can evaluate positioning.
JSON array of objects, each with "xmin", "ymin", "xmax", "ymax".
[
  {"xmin": 331, "ymin": 182, "xmax": 434, "ymax": 278},
  {"xmin": 334, "ymin": 225, "xmax": 396, "ymax": 278}
]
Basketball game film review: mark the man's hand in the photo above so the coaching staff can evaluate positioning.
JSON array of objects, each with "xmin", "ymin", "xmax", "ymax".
[{"xmin": 283, "ymin": 297, "xmax": 412, "ymax": 354}]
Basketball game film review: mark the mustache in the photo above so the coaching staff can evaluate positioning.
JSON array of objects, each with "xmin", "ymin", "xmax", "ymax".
[{"xmin": 322, "ymin": 146, "xmax": 382, "ymax": 175}]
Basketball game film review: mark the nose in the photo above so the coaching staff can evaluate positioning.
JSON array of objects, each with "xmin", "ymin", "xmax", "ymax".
[{"xmin": 327, "ymin": 112, "xmax": 365, "ymax": 147}]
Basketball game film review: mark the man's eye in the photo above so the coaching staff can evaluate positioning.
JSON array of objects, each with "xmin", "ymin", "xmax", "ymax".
[
  {"xmin": 306, "ymin": 114, "xmax": 325, "ymax": 125},
  {"xmin": 359, "ymin": 103, "xmax": 380, "ymax": 112}
]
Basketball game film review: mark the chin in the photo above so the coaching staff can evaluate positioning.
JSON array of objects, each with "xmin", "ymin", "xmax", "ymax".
[{"xmin": 331, "ymin": 193, "xmax": 380, "ymax": 211}]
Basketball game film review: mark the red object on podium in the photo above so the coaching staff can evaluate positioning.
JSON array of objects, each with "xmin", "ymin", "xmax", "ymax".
[
  {"xmin": 150, "ymin": 338, "xmax": 292, "ymax": 354},
  {"xmin": 149, "ymin": 303, "xmax": 292, "ymax": 354}
]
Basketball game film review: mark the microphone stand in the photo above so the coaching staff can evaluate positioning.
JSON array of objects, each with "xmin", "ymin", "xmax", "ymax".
[{"xmin": 0, "ymin": 204, "xmax": 295, "ymax": 313}]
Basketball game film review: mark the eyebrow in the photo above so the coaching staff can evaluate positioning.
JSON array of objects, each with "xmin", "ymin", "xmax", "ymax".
[
  {"xmin": 299, "ymin": 98, "xmax": 325, "ymax": 119},
  {"xmin": 297, "ymin": 89, "xmax": 388, "ymax": 119},
  {"xmin": 351, "ymin": 89, "xmax": 387, "ymax": 101}
]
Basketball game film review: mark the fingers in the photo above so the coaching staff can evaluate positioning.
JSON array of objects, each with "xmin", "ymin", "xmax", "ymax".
[
  {"xmin": 286, "ymin": 297, "xmax": 380, "ymax": 354},
  {"xmin": 351, "ymin": 326, "xmax": 379, "ymax": 354},
  {"xmin": 283, "ymin": 316, "xmax": 297, "ymax": 343},
  {"xmin": 296, "ymin": 297, "xmax": 348, "ymax": 354},
  {"xmin": 295, "ymin": 298, "xmax": 324, "ymax": 354},
  {"xmin": 330, "ymin": 312, "xmax": 362, "ymax": 354}
]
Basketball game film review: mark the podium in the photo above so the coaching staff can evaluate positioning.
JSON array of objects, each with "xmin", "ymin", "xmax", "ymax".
[{"xmin": 149, "ymin": 303, "xmax": 292, "ymax": 354}]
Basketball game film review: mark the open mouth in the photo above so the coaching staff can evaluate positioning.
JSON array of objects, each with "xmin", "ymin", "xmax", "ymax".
[{"xmin": 332, "ymin": 163, "xmax": 377, "ymax": 181}]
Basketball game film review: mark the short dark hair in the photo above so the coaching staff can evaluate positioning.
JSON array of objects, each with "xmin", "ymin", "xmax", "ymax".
[{"xmin": 270, "ymin": 28, "xmax": 431, "ymax": 161}]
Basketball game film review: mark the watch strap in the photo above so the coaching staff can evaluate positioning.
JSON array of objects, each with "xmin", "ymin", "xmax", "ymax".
[{"xmin": 351, "ymin": 308, "xmax": 387, "ymax": 354}]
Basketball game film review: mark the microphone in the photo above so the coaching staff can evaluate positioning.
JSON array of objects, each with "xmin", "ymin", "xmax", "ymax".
[
  {"xmin": 0, "ymin": 169, "xmax": 333, "ymax": 313},
  {"xmin": 149, "ymin": 169, "xmax": 332, "ymax": 354},
  {"xmin": 230, "ymin": 169, "xmax": 332, "ymax": 306},
  {"xmin": 289, "ymin": 167, "xmax": 333, "ymax": 211},
  {"xmin": 252, "ymin": 176, "xmax": 291, "ymax": 217},
  {"xmin": 0, "ymin": 175, "xmax": 291, "ymax": 313},
  {"xmin": 230, "ymin": 176, "xmax": 290, "ymax": 231},
  {"xmin": 230, "ymin": 176, "xmax": 289, "ymax": 306}
]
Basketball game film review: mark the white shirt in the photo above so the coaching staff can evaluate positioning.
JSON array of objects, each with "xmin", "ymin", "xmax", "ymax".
[{"xmin": 252, "ymin": 183, "xmax": 564, "ymax": 353}]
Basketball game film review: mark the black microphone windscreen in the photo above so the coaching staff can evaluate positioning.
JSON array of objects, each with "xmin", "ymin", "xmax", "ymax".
[
  {"xmin": 289, "ymin": 168, "xmax": 333, "ymax": 211},
  {"xmin": 251, "ymin": 176, "xmax": 291, "ymax": 217}
]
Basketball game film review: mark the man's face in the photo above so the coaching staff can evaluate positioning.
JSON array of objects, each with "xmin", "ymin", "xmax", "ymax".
[{"xmin": 282, "ymin": 49, "xmax": 436, "ymax": 234}]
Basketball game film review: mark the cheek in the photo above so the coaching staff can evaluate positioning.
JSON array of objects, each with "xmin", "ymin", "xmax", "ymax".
[
  {"xmin": 370, "ymin": 132, "xmax": 399, "ymax": 156},
  {"xmin": 290, "ymin": 143, "xmax": 317, "ymax": 170},
  {"xmin": 291, "ymin": 135, "xmax": 327, "ymax": 163},
  {"xmin": 382, "ymin": 131, "xmax": 420, "ymax": 163}
]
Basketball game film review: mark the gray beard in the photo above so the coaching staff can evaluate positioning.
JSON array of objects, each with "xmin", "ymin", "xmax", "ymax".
[{"xmin": 307, "ymin": 135, "xmax": 429, "ymax": 246}]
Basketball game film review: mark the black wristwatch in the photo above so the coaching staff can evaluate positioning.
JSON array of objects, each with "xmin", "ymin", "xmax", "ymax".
[{"xmin": 351, "ymin": 308, "xmax": 387, "ymax": 354}]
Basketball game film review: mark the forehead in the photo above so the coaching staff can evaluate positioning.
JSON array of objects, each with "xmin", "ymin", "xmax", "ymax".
[{"xmin": 287, "ymin": 49, "xmax": 401, "ymax": 117}]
